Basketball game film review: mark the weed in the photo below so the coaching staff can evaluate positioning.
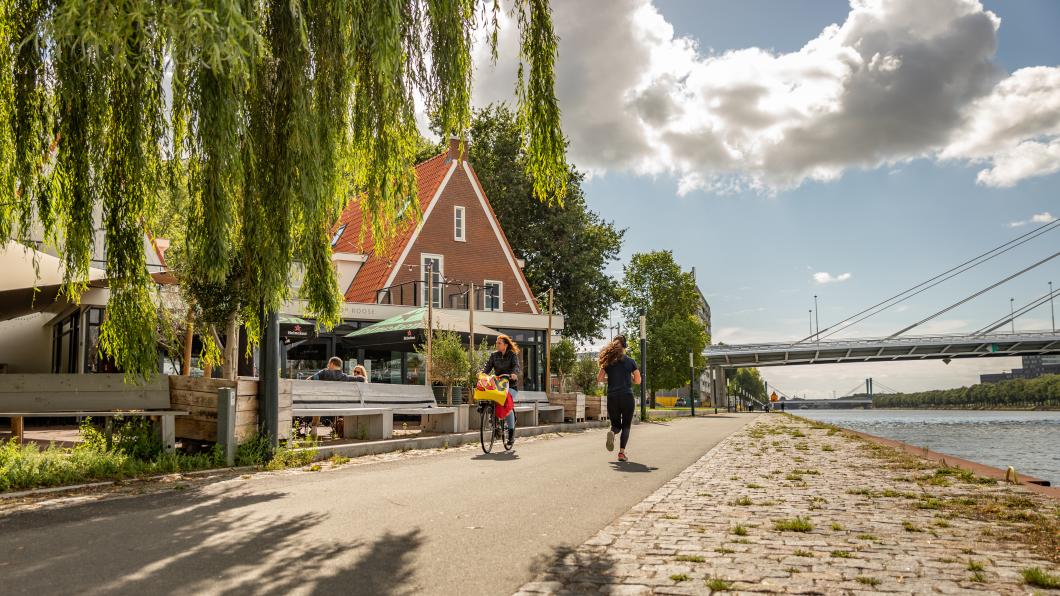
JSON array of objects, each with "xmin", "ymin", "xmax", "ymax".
[
  {"xmin": 830, "ymin": 550, "xmax": 853, "ymax": 558},
  {"xmin": 961, "ymin": 548, "xmax": 975, "ymax": 555},
  {"xmin": 916, "ymin": 497, "xmax": 943, "ymax": 510},
  {"xmin": 785, "ymin": 567, "xmax": 800, "ymax": 574},
  {"xmin": 902, "ymin": 521, "xmax": 922, "ymax": 532},
  {"xmin": 969, "ymin": 571, "xmax": 987, "ymax": 583},
  {"xmin": 966, "ymin": 560, "xmax": 985, "ymax": 572},
  {"xmin": 734, "ymin": 538, "xmax": 751, "ymax": 544},
  {"xmin": 329, "ymin": 454, "xmax": 350, "ymax": 466},
  {"xmin": 732, "ymin": 524, "xmax": 748, "ymax": 536},
  {"xmin": 661, "ymin": 514, "xmax": 679, "ymax": 520},
  {"xmin": 675, "ymin": 555, "xmax": 705, "ymax": 563},
  {"xmin": 792, "ymin": 549, "xmax": 814, "ymax": 557},
  {"xmin": 714, "ymin": 547, "xmax": 735, "ymax": 554},
  {"xmin": 697, "ymin": 492, "xmax": 712, "ymax": 497},
  {"xmin": 934, "ymin": 519, "xmax": 951, "ymax": 528},
  {"xmin": 705, "ymin": 577, "xmax": 733, "ymax": 591},
  {"xmin": 745, "ymin": 483, "xmax": 762, "ymax": 489},
  {"xmin": 831, "ymin": 522, "xmax": 844, "ymax": 531},
  {"xmin": 670, "ymin": 573, "xmax": 691, "ymax": 582},
  {"xmin": 774, "ymin": 517, "xmax": 813, "ymax": 532},
  {"xmin": 847, "ymin": 487, "xmax": 874, "ymax": 496},
  {"xmin": 855, "ymin": 576, "xmax": 881, "ymax": 586},
  {"xmin": 729, "ymin": 475, "xmax": 740, "ymax": 480},
  {"xmin": 785, "ymin": 472, "xmax": 804, "ymax": 481},
  {"xmin": 757, "ymin": 499, "xmax": 778, "ymax": 506},
  {"xmin": 1022, "ymin": 567, "xmax": 1060, "ymax": 589},
  {"xmin": 309, "ymin": 464, "xmax": 322, "ymax": 472},
  {"xmin": 821, "ymin": 445, "xmax": 835, "ymax": 452},
  {"xmin": 732, "ymin": 496, "xmax": 754, "ymax": 506}
]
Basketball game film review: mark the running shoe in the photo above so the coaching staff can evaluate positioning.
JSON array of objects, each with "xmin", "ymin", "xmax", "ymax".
[
  {"xmin": 617, "ymin": 452, "xmax": 627, "ymax": 462},
  {"xmin": 606, "ymin": 430, "xmax": 615, "ymax": 452}
]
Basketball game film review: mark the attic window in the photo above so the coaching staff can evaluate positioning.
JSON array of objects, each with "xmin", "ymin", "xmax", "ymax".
[
  {"xmin": 454, "ymin": 206, "xmax": 465, "ymax": 241},
  {"xmin": 331, "ymin": 223, "xmax": 347, "ymax": 247}
]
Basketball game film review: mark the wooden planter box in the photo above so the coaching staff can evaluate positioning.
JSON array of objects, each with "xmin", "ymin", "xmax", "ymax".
[
  {"xmin": 551, "ymin": 392, "xmax": 585, "ymax": 422},
  {"xmin": 585, "ymin": 395, "xmax": 607, "ymax": 421},
  {"xmin": 169, "ymin": 376, "xmax": 291, "ymax": 442}
]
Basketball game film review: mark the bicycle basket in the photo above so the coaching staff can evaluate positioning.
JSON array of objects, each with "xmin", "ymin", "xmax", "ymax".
[{"xmin": 473, "ymin": 373, "xmax": 509, "ymax": 405}]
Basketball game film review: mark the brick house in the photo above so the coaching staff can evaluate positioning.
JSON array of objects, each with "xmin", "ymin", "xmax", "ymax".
[{"xmin": 281, "ymin": 139, "xmax": 563, "ymax": 388}]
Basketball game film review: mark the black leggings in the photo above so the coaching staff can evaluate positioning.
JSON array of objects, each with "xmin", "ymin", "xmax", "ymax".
[{"xmin": 608, "ymin": 392, "xmax": 635, "ymax": 449}]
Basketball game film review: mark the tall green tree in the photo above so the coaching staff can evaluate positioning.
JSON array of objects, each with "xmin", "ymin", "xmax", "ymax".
[
  {"xmin": 0, "ymin": 1, "xmax": 568, "ymax": 378},
  {"xmin": 464, "ymin": 104, "xmax": 624, "ymax": 341},
  {"xmin": 620, "ymin": 251, "xmax": 708, "ymax": 399},
  {"xmin": 728, "ymin": 368, "xmax": 766, "ymax": 403}
]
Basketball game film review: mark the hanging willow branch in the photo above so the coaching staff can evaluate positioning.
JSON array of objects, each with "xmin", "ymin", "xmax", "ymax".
[{"xmin": 0, "ymin": 0, "xmax": 568, "ymax": 380}]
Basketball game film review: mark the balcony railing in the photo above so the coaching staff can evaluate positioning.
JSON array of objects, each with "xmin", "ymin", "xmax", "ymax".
[{"xmin": 375, "ymin": 280, "xmax": 502, "ymax": 311}]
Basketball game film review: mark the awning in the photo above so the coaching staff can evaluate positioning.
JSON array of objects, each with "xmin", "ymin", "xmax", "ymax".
[
  {"xmin": 0, "ymin": 241, "xmax": 108, "ymax": 320},
  {"xmin": 344, "ymin": 307, "xmax": 501, "ymax": 349},
  {"xmin": 279, "ymin": 314, "xmax": 316, "ymax": 343}
]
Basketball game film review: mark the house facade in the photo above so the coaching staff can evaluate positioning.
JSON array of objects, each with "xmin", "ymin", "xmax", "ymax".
[{"xmin": 280, "ymin": 139, "xmax": 563, "ymax": 390}]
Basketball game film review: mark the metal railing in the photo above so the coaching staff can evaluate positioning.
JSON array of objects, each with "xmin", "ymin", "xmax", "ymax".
[{"xmin": 374, "ymin": 280, "xmax": 503, "ymax": 311}]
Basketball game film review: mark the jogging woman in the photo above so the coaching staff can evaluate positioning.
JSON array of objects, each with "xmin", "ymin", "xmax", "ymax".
[
  {"xmin": 597, "ymin": 336, "xmax": 641, "ymax": 461},
  {"xmin": 482, "ymin": 334, "xmax": 521, "ymax": 445}
]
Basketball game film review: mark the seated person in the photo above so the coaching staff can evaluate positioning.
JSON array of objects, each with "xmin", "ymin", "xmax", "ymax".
[
  {"xmin": 310, "ymin": 356, "xmax": 351, "ymax": 381},
  {"xmin": 351, "ymin": 365, "xmax": 368, "ymax": 382}
]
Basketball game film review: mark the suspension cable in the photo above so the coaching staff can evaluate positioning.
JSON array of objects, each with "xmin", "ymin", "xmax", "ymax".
[
  {"xmin": 973, "ymin": 287, "xmax": 1060, "ymax": 336},
  {"xmin": 795, "ymin": 218, "xmax": 1060, "ymax": 343},
  {"xmin": 888, "ymin": 250, "xmax": 1060, "ymax": 339}
]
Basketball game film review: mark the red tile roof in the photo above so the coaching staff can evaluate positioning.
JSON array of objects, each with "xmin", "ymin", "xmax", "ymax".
[{"xmin": 333, "ymin": 152, "xmax": 453, "ymax": 303}]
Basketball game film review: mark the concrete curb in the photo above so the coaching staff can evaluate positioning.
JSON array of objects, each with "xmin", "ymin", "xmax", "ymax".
[
  {"xmin": 302, "ymin": 420, "xmax": 612, "ymax": 460},
  {"xmin": 0, "ymin": 465, "xmax": 260, "ymax": 501}
]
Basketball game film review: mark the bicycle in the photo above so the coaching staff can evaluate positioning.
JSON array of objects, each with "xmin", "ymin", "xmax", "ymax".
[{"xmin": 474, "ymin": 374, "xmax": 515, "ymax": 454}]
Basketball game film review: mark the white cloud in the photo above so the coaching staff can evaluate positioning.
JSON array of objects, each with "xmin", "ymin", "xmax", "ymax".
[
  {"xmin": 813, "ymin": 271, "xmax": 852, "ymax": 284},
  {"xmin": 473, "ymin": 0, "xmax": 1060, "ymax": 193},
  {"xmin": 1007, "ymin": 211, "xmax": 1057, "ymax": 227}
]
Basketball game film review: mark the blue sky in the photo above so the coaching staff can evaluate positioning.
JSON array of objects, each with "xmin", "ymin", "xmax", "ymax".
[{"xmin": 473, "ymin": 0, "xmax": 1060, "ymax": 395}]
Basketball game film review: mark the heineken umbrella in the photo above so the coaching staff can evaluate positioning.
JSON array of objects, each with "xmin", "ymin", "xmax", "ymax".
[
  {"xmin": 344, "ymin": 307, "xmax": 501, "ymax": 349},
  {"xmin": 279, "ymin": 314, "xmax": 316, "ymax": 344}
]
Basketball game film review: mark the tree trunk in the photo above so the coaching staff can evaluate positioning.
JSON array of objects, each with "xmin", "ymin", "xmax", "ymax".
[
  {"xmin": 182, "ymin": 308, "xmax": 194, "ymax": 376},
  {"xmin": 221, "ymin": 313, "xmax": 239, "ymax": 381}
]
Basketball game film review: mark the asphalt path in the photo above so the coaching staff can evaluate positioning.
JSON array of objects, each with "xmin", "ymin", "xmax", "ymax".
[{"xmin": 0, "ymin": 414, "xmax": 756, "ymax": 595}]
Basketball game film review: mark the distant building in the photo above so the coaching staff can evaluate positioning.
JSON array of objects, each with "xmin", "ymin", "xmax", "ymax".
[{"xmin": 979, "ymin": 355, "xmax": 1060, "ymax": 384}]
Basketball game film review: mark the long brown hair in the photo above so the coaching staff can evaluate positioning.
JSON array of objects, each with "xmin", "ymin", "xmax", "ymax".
[
  {"xmin": 598, "ymin": 336, "xmax": 626, "ymax": 368},
  {"xmin": 497, "ymin": 334, "xmax": 520, "ymax": 355}
]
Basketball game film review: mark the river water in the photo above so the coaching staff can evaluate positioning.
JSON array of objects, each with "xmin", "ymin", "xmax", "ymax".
[{"xmin": 795, "ymin": 410, "xmax": 1060, "ymax": 485}]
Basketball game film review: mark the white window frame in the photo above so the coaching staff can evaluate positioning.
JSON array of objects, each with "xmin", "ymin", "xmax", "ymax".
[
  {"xmin": 454, "ymin": 206, "xmax": 466, "ymax": 242},
  {"xmin": 421, "ymin": 253, "xmax": 444, "ymax": 307},
  {"xmin": 483, "ymin": 279, "xmax": 503, "ymax": 312},
  {"xmin": 331, "ymin": 223, "xmax": 347, "ymax": 246}
]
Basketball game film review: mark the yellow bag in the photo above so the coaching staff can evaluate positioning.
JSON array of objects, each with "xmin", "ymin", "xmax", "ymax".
[{"xmin": 473, "ymin": 373, "xmax": 508, "ymax": 405}]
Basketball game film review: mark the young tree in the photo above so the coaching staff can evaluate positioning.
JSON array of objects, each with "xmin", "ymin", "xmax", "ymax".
[
  {"xmin": 551, "ymin": 337, "xmax": 577, "ymax": 391},
  {"xmin": 572, "ymin": 354, "xmax": 600, "ymax": 395},
  {"xmin": 421, "ymin": 329, "xmax": 469, "ymax": 406},
  {"xmin": 0, "ymin": 1, "xmax": 568, "ymax": 378},
  {"xmin": 464, "ymin": 104, "xmax": 624, "ymax": 341},
  {"xmin": 620, "ymin": 251, "xmax": 709, "ymax": 401}
]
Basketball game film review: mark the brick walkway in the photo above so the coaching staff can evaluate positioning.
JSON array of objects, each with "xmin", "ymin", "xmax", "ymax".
[{"xmin": 515, "ymin": 415, "xmax": 1059, "ymax": 595}]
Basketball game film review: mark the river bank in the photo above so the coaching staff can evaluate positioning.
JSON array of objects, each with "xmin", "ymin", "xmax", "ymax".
[{"xmin": 516, "ymin": 414, "xmax": 1059, "ymax": 595}]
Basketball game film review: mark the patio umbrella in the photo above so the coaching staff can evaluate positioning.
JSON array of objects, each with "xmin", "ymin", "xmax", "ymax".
[{"xmin": 344, "ymin": 307, "xmax": 501, "ymax": 350}]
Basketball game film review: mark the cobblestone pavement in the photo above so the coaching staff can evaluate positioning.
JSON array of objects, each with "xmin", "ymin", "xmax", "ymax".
[{"xmin": 515, "ymin": 415, "xmax": 1060, "ymax": 595}]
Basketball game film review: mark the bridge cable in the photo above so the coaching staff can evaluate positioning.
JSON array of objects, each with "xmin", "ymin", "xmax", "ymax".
[
  {"xmin": 887, "ymin": 249, "xmax": 1060, "ymax": 339},
  {"xmin": 793, "ymin": 218, "xmax": 1060, "ymax": 344},
  {"xmin": 872, "ymin": 381, "xmax": 902, "ymax": 395},
  {"xmin": 972, "ymin": 287, "xmax": 1060, "ymax": 336}
]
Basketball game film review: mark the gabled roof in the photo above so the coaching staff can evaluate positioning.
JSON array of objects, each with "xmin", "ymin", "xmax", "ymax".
[
  {"xmin": 332, "ymin": 149, "xmax": 540, "ymax": 313},
  {"xmin": 332, "ymin": 152, "xmax": 454, "ymax": 303}
]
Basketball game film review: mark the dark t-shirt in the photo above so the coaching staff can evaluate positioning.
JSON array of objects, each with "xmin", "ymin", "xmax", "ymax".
[
  {"xmin": 604, "ymin": 356, "xmax": 638, "ymax": 396},
  {"xmin": 311, "ymin": 368, "xmax": 350, "ymax": 382}
]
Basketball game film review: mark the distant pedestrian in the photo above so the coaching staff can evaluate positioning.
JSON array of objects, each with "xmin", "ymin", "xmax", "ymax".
[
  {"xmin": 598, "ymin": 335, "xmax": 641, "ymax": 462},
  {"xmin": 310, "ymin": 356, "xmax": 352, "ymax": 381}
]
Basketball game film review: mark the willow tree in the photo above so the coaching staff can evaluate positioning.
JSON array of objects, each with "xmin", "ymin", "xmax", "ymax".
[{"xmin": 0, "ymin": 0, "xmax": 567, "ymax": 378}]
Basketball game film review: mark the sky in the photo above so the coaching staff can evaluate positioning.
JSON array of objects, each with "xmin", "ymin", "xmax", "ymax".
[{"xmin": 467, "ymin": 0, "xmax": 1060, "ymax": 397}]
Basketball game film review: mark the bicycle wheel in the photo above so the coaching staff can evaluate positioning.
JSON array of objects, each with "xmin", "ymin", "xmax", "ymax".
[
  {"xmin": 503, "ymin": 417, "xmax": 515, "ymax": 451},
  {"xmin": 479, "ymin": 403, "xmax": 496, "ymax": 454}
]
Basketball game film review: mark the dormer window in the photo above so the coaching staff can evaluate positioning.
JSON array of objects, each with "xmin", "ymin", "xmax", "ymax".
[
  {"xmin": 331, "ymin": 223, "xmax": 347, "ymax": 246},
  {"xmin": 454, "ymin": 206, "xmax": 465, "ymax": 242}
]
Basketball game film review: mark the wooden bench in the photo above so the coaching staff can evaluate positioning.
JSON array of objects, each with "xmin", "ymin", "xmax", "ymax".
[
  {"xmin": 291, "ymin": 381, "xmax": 463, "ymax": 438},
  {"xmin": 0, "ymin": 374, "xmax": 187, "ymax": 452},
  {"xmin": 513, "ymin": 391, "xmax": 566, "ymax": 426}
]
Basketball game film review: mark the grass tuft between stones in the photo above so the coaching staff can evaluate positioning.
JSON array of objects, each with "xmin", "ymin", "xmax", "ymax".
[
  {"xmin": 774, "ymin": 517, "xmax": 813, "ymax": 532},
  {"xmin": 1022, "ymin": 567, "xmax": 1060, "ymax": 589},
  {"xmin": 732, "ymin": 524, "xmax": 748, "ymax": 536},
  {"xmin": 830, "ymin": 550, "xmax": 853, "ymax": 558},
  {"xmin": 705, "ymin": 577, "xmax": 733, "ymax": 591},
  {"xmin": 675, "ymin": 555, "xmax": 705, "ymax": 563},
  {"xmin": 855, "ymin": 576, "xmax": 881, "ymax": 586},
  {"xmin": 670, "ymin": 573, "xmax": 691, "ymax": 582}
]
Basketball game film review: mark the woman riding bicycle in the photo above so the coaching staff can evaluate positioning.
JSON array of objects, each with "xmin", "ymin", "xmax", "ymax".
[{"xmin": 482, "ymin": 334, "xmax": 521, "ymax": 445}]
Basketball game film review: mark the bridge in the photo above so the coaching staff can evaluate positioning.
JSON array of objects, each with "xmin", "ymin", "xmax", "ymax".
[
  {"xmin": 705, "ymin": 331, "xmax": 1060, "ymax": 368},
  {"xmin": 702, "ymin": 331, "xmax": 1060, "ymax": 411}
]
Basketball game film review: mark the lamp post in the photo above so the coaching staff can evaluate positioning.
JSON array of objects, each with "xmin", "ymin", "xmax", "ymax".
[
  {"xmin": 639, "ymin": 309, "xmax": 647, "ymax": 421},
  {"xmin": 689, "ymin": 351, "xmax": 696, "ymax": 417},
  {"xmin": 1010, "ymin": 297, "xmax": 1015, "ymax": 334},
  {"xmin": 1050, "ymin": 281, "xmax": 1055, "ymax": 332},
  {"xmin": 809, "ymin": 309, "xmax": 813, "ymax": 337},
  {"xmin": 813, "ymin": 294, "xmax": 820, "ymax": 342}
]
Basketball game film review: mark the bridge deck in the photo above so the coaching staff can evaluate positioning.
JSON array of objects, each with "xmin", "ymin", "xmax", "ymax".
[{"xmin": 705, "ymin": 331, "xmax": 1060, "ymax": 368}]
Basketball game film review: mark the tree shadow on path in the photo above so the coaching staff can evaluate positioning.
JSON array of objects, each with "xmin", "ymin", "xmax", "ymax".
[{"xmin": 522, "ymin": 544, "xmax": 619, "ymax": 593}]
